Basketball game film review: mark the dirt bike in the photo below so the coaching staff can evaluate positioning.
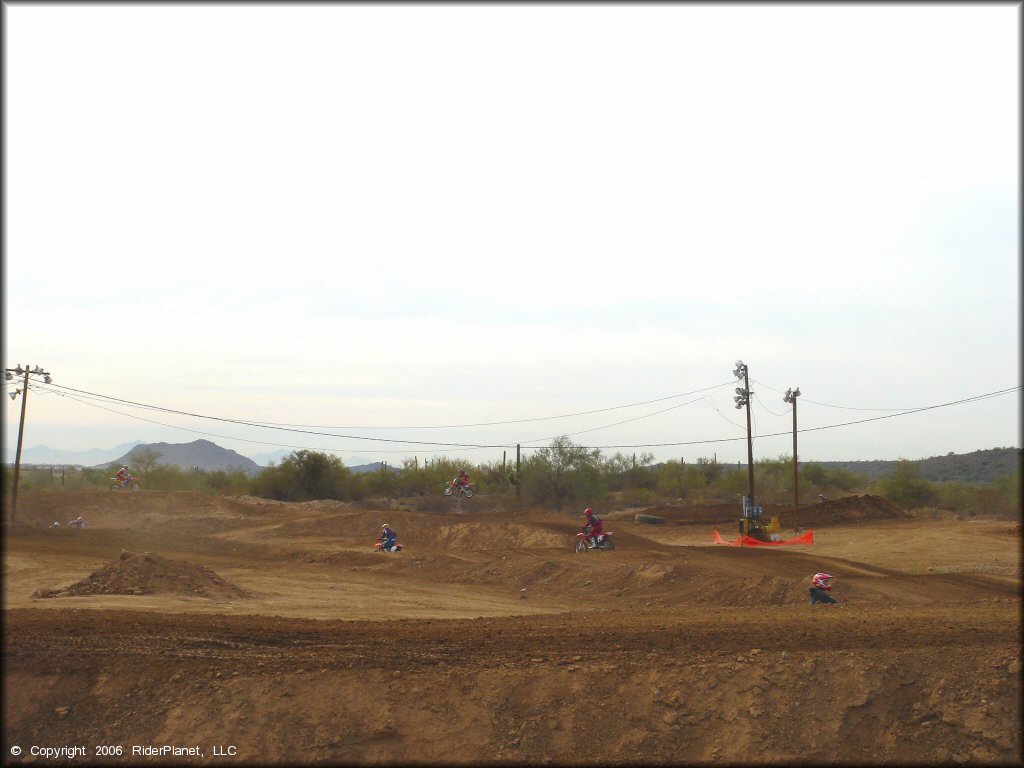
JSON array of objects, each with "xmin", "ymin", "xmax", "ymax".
[
  {"xmin": 443, "ymin": 481, "xmax": 473, "ymax": 498},
  {"xmin": 110, "ymin": 476, "xmax": 141, "ymax": 492},
  {"xmin": 575, "ymin": 528, "xmax": 615, "ymax": 553},
  {"xmin": 374, "ymin": 540, "xmax": 403, "ymax": 553}
]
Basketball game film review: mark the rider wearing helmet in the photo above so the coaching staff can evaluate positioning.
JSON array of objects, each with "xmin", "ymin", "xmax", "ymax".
[
  {"xmin": 582, "ymin": 508, "xmax": 604, "ymax": 548},
  {"xmin": 380, "ymin": 523, "xmax": 397, "ymax": 552},
  {"xmin": 453, "ymin": 468, "xmax": 470, "ymax": 491},
  {"xmin": 71, "ymin": 516, "xmax": 85, "ymax": 529},
  {"xmin": 116, "ymin": 465, "xmax": 131, "ymax": 487},
  {"xmin": 809, "ymin": 572, "xmax": 838, "ymax": 604}
]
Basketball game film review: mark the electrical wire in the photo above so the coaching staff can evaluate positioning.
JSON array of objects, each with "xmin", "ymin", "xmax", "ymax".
[
  {"xmin": 539, "ymin": 385, "xmax": 1021, "ymax": 450},
  {"xmin": 27, "ymin": 380, "xmax": 1022, "ymax": 452},
  {"xmin": 41, "ymin": 380, "xmax": 737, "ymax": 431},
  {"xmin": 519, "ymin": 395, "xmax": 711, "ymax": 445},
  {"xmin": 702, "ymin": 396, "xmax": 747, "ymax": 432},
  {"xmin": 38, "ymin": 388, "xmax": 490, "ymax": 456},
  {"xmin": 753, "ymin": 391, "xmax": 792, "ymax": 418},
  {"xmin": 751, "ymin": 378, "xmax": 955, "ymax": 411}
]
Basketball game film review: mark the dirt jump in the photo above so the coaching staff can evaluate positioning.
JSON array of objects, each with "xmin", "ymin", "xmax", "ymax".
[{"xmin": 3, "ymin": 491, "xmax": 1020, "ymax": 765}]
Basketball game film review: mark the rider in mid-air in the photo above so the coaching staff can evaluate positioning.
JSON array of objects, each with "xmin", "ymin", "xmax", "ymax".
[
  {"xmin": 452, "ymin": 468, "xmax": 470, "ymax": 493},
  {"xmin": 582, "ymin": 508, "xmax": 604, "ymax": 548}
]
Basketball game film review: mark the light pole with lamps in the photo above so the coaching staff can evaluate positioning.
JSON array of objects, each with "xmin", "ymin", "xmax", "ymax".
[{"xmin": 5, "ymin": 364, "xmax": 53, "ymax": 525}]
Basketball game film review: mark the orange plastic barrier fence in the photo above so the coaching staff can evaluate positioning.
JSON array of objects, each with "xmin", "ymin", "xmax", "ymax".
[{"xmin": 712, "ymin": 529, "xmax": 813, "ymax": 546}]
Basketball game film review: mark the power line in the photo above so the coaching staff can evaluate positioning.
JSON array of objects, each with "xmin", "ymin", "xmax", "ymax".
[
  {"xmin": 546, "ymin": 386, "xmax": 1020, "ymax": 450},
  {"xmin": 519, "ymin": 395, "xmax": 712, "ymax": 446},
  {"xmin": 31, "ymin": 380, "xmax": 1021, "ymax": 452},
  {"xmin": 751, "ymin": 378, "xmax": 953, "ymax": 411},
  {"xmin": 42, "ymin": 380, "xmax": 737, "ymax": 431},
  {"xmin": 39, "ymin": 389, "xmax": 491, "ymax": 456}
]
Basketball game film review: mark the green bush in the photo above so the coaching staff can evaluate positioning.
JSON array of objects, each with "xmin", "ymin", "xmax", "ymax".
[
  {"xmin": 249, "ymin": 450, "xmax": 355, "ymax": 502},
  {"xmin": 521, "ymin": 436, "xmax": 607, "ymax": 510},
  {"xmin": 872, "ymin": 459, "xmax": 937, "ymax": 509}
]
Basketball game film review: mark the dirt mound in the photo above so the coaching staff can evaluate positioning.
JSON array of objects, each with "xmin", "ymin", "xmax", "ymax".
[
  {"xmin": 32, "ymin": 551, "xmax": 250, "ymax": 600},
  {"xmin": 427, "ymin": 521, "xmax": 566, "ymax": 550},
  {"xmin": 784, "ymin": 494, "xmax": 904, "ymax": 529}
]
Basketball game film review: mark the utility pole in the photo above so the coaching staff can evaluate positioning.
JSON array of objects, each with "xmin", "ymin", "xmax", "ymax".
[
  {"xmin": 784, "ymin": 387, "xmax": 801, "ymax": 507},
  {"xmin": 732, "ymin": 360, "xmax": 755, "ymax": 508},
  {"xmin": 5, "ymin": 365, "xmax": 53, "ymax": 525},
  {"xmin": 515, "ymin": 443, "xmax": 521, "ymax": 499}
]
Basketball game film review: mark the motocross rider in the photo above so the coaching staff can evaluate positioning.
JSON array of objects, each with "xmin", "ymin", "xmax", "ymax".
[
  {"xmin": 116, "ymin": 465, "xmax": 131, "ymax": 487},
  {"xmin": 582, "ymin": 508, "xmax": 604, "ymax": 548},
  {"xmin": 453, "ymin": 468, "xmax": 470, "ymax": 492},
  {"xmin": 380, "ymin": 523, "xmax": 397, "ymax": 552},
  {"xmin": 809, "ymin": 572, "xmax": 838, "ymax": 604}
]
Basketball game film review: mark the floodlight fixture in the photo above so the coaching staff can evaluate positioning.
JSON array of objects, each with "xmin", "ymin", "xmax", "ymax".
[
  {"xmin": 14, "ymin": 365, "xmax": 23, "ymax": 375},
  {"xmin": 44, "ymin": 375, "xmax": 52, "ymax": 384},
  {"xmin": 735, "ymin": 403, "xmax": 743, "ymax": 410},
  {"xmin": 793, "ymin": 388, "xmax": 800, "ymax": 397},
  {"xmin": 736, "ymin": 387, "xmax": 746, "ymax": 395},
  {"xmin": 4, "ymin": 371, "xmax": 11, "ymax": 381},
  {"xmin": 8, "ymin": 391, "xmax": 17, "ymax": 400}
]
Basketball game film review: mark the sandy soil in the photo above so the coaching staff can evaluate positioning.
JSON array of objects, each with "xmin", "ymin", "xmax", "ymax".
[{"xmin": 3, "ymin": 491, "xmax": 1020, "ymax": 765}]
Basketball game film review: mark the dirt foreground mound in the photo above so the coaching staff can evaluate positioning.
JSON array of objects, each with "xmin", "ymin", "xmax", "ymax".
[{"xmin": 32, "ymin": 551, "xmax": 250, "ymax": 600}]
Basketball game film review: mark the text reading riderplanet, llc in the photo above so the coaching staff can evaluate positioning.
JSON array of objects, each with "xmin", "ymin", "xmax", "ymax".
[{"xmin": 13, "ymin": 745, "xmax": 240, "ymax": 759}]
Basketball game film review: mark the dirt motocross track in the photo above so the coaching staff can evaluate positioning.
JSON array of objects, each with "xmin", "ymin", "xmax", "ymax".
[{"xmin": 3, "ymin": 492, "xmax": 1021, "ymax": 766}]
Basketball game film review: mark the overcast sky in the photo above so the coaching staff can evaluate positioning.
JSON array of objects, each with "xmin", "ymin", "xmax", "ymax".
[{"xmin": 3, "ymin": 3, "xmax": 1020, "ymax": 468}]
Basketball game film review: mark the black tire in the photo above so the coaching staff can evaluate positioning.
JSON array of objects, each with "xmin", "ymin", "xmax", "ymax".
[
  {"xmin": 110, "ymin": 484, "xmax": 121, "ymax": 492},
  {"xmin": 634, "ymin": 514, "xmax": 665, "ymax": 525},
  {"xmin": 443, "ymin": 486, "xmax": 453, "ymax": 497},
  {"xmin": 462, "ymin": 487, "xmax": 473, "ymax": 498},
  {"xmin": 574, "ymin": 538, "xmax": 588, "ymax": 554},
  {"xmin": 600, "ymin": 538, "xmax": 616, "ymax": 551},
  {"xmin": 129, "ymin": 482, "xmax": 141, "ymax": 492}
]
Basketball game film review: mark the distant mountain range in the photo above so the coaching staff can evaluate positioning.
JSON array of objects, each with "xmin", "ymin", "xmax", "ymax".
[
  {"xmin": 803, "ymin": 447, "xmax": 1021, "ymax": 484},
  {"xmin": 3, "ymin": 440, "xmax": 379, "ymax": 472},
  {"xmin": 106, "ymin": 440, "xmax": 263, "ymax": 473},
  {"xmin": 1, "ymin": 440, "xmax": 146, "ymax": 468}
]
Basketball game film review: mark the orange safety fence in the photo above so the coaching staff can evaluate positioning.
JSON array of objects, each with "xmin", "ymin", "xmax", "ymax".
[{"xmin": 712, "ymin": 529, "xmax": 814, "ymax": 546}]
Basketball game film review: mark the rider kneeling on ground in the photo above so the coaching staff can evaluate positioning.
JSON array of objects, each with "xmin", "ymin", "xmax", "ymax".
[
  {"xmin": 583, "ymin": 508, "xmax": 604, "ymax": 548},
  {"xmin": 380, "ymin": 523, "xmax": 397, "ymax": 552}
]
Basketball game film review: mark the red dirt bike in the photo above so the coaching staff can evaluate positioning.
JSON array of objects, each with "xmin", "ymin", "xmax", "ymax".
[
  {"xmin": 374, "ymin": 541, "xmax": 403, "ymax": 553},
  {"xmin": 109, "ymin": 475, "xmax": 141, "ymax": 492},
  {"xmin": 442, "ymin": 481, "xmax": 473, "ymax": 498},
  {"xmin": 575, "ymin": 528, "xmax": 615, "ymax": 553}
]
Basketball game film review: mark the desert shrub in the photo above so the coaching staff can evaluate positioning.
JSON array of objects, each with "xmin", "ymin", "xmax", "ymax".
[
  {"xmin": 873, "ymin": 459, "xmax": 937, "ymax": 509},
  {"xmin": 654, "ymin": 460, "xmax": 688, "ymax": 499},
  {"xmin": 249, "ymin": 450, "xmax": 355, "ymax": 502},
  {"xmin": 521, "ymin": 436, "xmax": 607, "ymax": 510}
]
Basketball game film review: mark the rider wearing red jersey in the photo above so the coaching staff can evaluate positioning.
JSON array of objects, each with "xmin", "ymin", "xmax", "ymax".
[{"xmin": 583, "ymin": 508, "xmax": 604, "ymax": 548}]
